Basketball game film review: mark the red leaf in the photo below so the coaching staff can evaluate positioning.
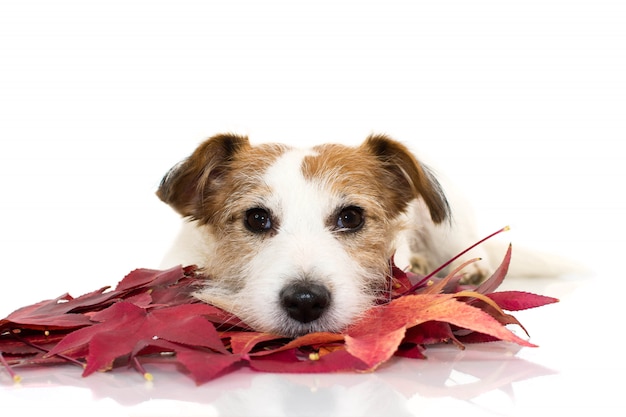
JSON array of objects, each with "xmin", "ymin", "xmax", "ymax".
[
  {"xmin": 48, "ymin": 302, "xmax": 229, "ymax": 375},
  {"xmin": 249, "ymin": 348, "xmax": 369, "ymax": 374},
  {"xmin": 394, "ymin": 344, "xmax": 427, "ymax": 359},
  {"xmin": 345, "ymin": 326, "xmax": 407, "ymax": 369},
  {"xmin": 349, "ymin": 294, "xmax": 535, "ymax": 348},
  {"xmin": 1, "ymin": 291, "xmax": 107, "ymax": 330},
  {"xmin": 402, "ymin": 321, "xmax": 460, "ymax": 347},
  {"xmin": 487, "ymin": 291, "xmax": 559, "ymax": 311},
  {"xmin": 175, "ymin": 348, "xmax": 242, "ymax": 384},
  {"xmin": 114, "ymin": 266, "xmax": 184, "ymax": 291},
  {"xmin": 84, "ymin": 328, "xmax": 145, "ymax": 375},
  {"xmin": 45, "ymin": 302, "xmax": 145, "ymax": 374},
  {"xmin": 228, "ymin": 332, "xmax": 286, "ymax": 355},
  {"xmin": 388, "ymin": 258, "xmax": 414, "ymax": 298},
  {"xmin": 474, "ymin": 244, "xmax": 512, "ymax": 295},
  {"xmin": 251, "ymin": 332, "xmax": 345, "ymax": 357},
  {"xmin": 146, "ymin": 305, "xmax": 228, "ymax": 353},
  {"xmin": 132, "ymin": 338, "xmax": 242, "ymax": 384}
]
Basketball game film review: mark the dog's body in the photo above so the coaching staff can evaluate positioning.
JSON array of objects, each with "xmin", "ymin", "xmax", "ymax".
[{"xmin": 157, "ymin": 133, "xmax": 494, "ymax": 337}]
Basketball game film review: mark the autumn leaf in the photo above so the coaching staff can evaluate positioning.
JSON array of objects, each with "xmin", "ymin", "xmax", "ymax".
[
  {"xmin": 47, "ymin": 302, "xmax": 228, "ymax": 376},
  {"xmin": 393, "ymin": 321, "xmax": 461, "ymax": 360},
  {"xmin": 130, "ymin": 338, "xmax": 243, "ymax": 384},
  {"xmin": 343, "ymin": 292, "xmax": 535, "ymax": 370},
  {"xmin": 1, "ymin": 291, "xmax": 107, "ymax": 330},
  {"xmin": 253, "ymin": 332, "xmax": 346, "ymax": 358},
  {"xmin": 486, "ymin": 291, "xmax": 559, "ymax": 311},
  {"xmin": 474, "ymin": 244, "xmax": 512, "ymax": 295},
  {"xmin": 248, "ymin": 348, "xmax": 369, "ymax": 374},
  {"xmin": 345, "ymin": 326, "xmax": 407, "ymax": 369},
  {"xmin": 227, "ymin": 332, "xmax": 286, "ymax": 356}
]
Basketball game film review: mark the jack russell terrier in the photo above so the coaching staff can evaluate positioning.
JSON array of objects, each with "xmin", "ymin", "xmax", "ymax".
[{"xmin": 157, "ymin": 133, "xmax": 531, "ymax": 337}]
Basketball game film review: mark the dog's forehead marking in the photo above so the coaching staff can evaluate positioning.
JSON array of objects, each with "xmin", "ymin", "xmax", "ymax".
[
  {"xmin": 263, "ymin": 147, "xmax": 322, "ymax": 195},
  {"xmin": 264, "ymin": 147, "xmax": 318, "ymax": 179},
  {"xmin": 261, "ymin": 147, "xmax": 338, "ymax": 229},
  {"xmin": 260, "ymin": 144, "xmax": 384, "ymax": 210}
]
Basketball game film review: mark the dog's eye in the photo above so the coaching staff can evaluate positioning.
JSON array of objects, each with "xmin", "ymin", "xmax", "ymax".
[
  {"xmin": 336, "ymin": 206, "xmax": 364, "ymax": 231},
  {"xmin": 245, "ymin": 208, "xmax": 272, "ymax": 233}
]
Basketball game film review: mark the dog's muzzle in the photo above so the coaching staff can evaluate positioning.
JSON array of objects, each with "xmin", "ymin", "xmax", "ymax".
[{"xmin": 279, "ymin": 281, "xmax": 331, "ymax": 323}]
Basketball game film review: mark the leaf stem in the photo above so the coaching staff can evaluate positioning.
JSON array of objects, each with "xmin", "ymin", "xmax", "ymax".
[
  {"xmin": 14, "ymin": 335, "xmax": 85, "ymax": 368},
  {"xmin": 132, "ymin": 356, "xmax": 154, "ymax": 382},
  {"xmin": 404, "ymin": 226, "xmax": 510, "ymax": 294},
  {"xmin": 0, "ymin": 351, "xmax": 21, "ymax": 383}
]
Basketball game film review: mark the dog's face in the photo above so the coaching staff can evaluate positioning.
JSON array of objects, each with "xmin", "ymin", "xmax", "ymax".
[{"xmin": 157, "ymin": 134, "xmax": 449, "ymax": 337}]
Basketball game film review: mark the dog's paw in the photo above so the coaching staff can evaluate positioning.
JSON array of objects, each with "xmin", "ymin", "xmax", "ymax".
[
  {"xmin": 452, "ymin": 259, "xmax": 493, "ymax": 285},
  {"xmin": 408, "ymin": 254, "xmax": 434, "ymax": 276}
]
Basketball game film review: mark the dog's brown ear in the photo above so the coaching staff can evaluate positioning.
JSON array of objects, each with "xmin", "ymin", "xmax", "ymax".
[
  {"xmin": 362, "ymin": 134, "xmax": 450, "ymax": 223},
  {"xmin": 157, "ymin": 133, "xmax": 250, "ymax": 219}
]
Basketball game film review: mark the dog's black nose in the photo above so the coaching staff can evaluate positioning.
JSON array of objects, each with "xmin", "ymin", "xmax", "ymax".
[{"xmin": 280, "ymin": 282, "xmax": 331, "ymax": 323}]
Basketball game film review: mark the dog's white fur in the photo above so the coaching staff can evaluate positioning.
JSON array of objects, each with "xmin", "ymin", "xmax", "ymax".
[{"xmin": 157, "ymin": 133, "xmax": 497, "ymax": 337}]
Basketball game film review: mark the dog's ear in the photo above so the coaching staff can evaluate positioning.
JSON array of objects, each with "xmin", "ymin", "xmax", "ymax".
[
  {"xmin": 362, "ymin": 134, "xmax": 450, "ymax": 224},
  {"xmin": 157, "ymin": 133, "xmax": 250, "ymax": 219}
]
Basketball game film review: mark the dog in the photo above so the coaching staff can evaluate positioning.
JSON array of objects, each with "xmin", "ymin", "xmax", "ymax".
[{"xmin": 156, "ymin": 133, "xmax": 496, "ymax": 337}]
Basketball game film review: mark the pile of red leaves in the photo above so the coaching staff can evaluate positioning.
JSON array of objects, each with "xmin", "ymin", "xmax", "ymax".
[{"xmin": 0, "ymin": 230, "xmax": 558, "ymax": 384}]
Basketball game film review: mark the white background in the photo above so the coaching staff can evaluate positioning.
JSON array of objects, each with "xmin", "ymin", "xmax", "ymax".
[{"xmin": 1, "ymin": 1, "xmax": 625, "ymax": 415}]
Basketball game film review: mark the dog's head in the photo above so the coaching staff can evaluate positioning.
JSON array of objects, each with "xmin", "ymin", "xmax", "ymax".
[{"xmin": 157, "ymin": 133, "xmax": 449, "ymax": 337}]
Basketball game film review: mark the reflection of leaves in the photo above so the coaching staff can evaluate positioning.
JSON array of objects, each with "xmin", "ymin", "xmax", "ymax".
[
  {"xmin": 385, "ymin": 345, "xmax": 557, "ymax": 401},
  {"xmin": 0, "ymin": 233, "xmax": 558, "ymax": 384}
]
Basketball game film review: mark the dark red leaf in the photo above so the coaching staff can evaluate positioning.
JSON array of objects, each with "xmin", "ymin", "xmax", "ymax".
[
  {"xmin": 2, "ymin": 291, "xmax": 105, "ymax": 330},
  {"xmin": 394, "ymin": 343, "xmax": 427, "ymax": 359},
  {"xmin": 249, "ymin": 348, "xmax": 369, "ymax": 374},
  {"xmin": 146, "ymin": 304, "xmax": 228, "ymax": 353},
  {"xmin": 474, "ymin": 244, "xmax": 512, "ymax": 295},
  {"xmin": 131, "ymin": 338, "xmax": 243, "ymax": 384},
  {"xmin": 114, "ymin": 266, "xmax": 183, "ymax": 292},
  {"xmin": 45, "ymin": 302, "xmax": 146, "ymax": 373},
  {"xmin": 47, "ymin": 302, "xmax": 230, "ymax": 376},
  {"xmin": 402, "ymin": 321, "xmax": 461, "ymax": 347}
]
